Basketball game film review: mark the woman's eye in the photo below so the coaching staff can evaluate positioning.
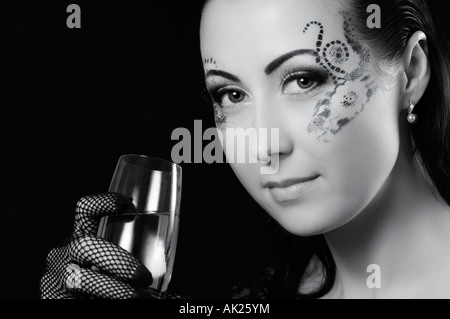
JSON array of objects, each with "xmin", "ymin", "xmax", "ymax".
[
  {"xmin": 212, "ymin": 88, "xmax": 250, "ymax": 113},
  {"xmin": 297, "ymin": 77, "xmax": 315, "ymax": 89},
  {"xmin": 281, "ymin": 72, "xmax": 324, "ymax": 96},
  {"xmin": 227, "ymin": 91, "xmax": 245, "ymax": 103}
]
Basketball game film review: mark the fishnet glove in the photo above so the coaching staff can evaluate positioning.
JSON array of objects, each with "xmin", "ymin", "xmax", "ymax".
[{"xmin": 40, "ymin": 193, "xmax": 186, "ymax": 299}]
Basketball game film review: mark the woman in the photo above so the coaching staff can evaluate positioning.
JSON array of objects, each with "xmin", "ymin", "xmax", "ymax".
[{"xmin": 41, "ymin": 0, "xmax": 450, "ymax": 299}]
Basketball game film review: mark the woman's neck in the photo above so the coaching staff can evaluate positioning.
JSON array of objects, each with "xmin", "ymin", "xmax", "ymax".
[{"xmin": 323, "ymin": 150, "xmax": 450, "ymax": 299}]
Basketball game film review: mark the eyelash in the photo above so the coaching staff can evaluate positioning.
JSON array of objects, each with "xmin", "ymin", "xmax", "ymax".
[
  {"xmin": 279, "ymin": 69, "xmax": 328, "ymax": 96},
  {"xmin": 209, "ymin": 85, "xmax": 247, "ymax": 111},
  {"xmin": 208, "ymin": 68, "xmax": 329, "ymax": 110}
]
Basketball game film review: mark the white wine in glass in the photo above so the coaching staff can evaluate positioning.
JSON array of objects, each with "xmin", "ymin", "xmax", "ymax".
[{"xmin": 97, "ymin": 154, "xmax": 182, "ymax": 292}]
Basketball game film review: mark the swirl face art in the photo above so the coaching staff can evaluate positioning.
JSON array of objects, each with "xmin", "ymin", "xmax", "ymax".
[{"xmin": 305, "ymin": 14, "xmax": 378, "ymax": 143}]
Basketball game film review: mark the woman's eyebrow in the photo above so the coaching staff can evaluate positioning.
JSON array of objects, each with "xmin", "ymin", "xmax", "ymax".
[
  {"xmin": 265, "ymin": 49, "xmax": 319, "ymax": 75},
  {"xmin": 204, "ymin": 49, "xmax": 317, "ymax": 83},
  {"xmin": 205, "ymin": 70, "xmax": 242, "ymax": 83}
]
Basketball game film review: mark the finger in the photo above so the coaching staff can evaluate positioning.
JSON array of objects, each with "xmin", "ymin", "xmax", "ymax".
[
  {"xmin": 40, "ymin": 271, "xmax": 74, "ymax": 299},
  {"xmin": 44, "ymin": 246, "xmax": 69, "ymax": 273},
  {"xmin": 64, "ymin": 264, "xmax": 155, "ymax": 299},
  {"xmin": 73, "ymin": 193, "xmax": 135, "ymax": 237},
  {"xmin": 68, "ymin": 236, "xmax": 152, "ymax": 287}
]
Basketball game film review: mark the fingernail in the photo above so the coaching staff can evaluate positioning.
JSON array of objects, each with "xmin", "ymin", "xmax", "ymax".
[
  {"xmin": 115, "ymin": 194, "xmax": 136, "ymax": 214},
  {"xmin": 66, "ymin": 263, "xmax": 82, "ymax": 290},
  {"xmin": 133, "ymin": 264, "xmax": 153, "ymax": 287}
]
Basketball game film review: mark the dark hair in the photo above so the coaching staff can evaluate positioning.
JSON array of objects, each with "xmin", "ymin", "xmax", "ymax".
[
  {"xmin": 200, "ymin": 0, "xmax": 450, "ymax": 298},
  {"xmin": 348, "ymin": 0, "xmax": 450, "ymax": 207}
]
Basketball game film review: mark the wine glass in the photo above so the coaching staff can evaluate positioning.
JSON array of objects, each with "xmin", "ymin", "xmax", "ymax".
[{"xmin": 97, "ymin": 154, "xmax": 182, "ymax": 292}]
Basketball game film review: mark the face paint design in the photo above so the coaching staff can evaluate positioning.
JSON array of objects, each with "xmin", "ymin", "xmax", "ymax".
[
  {"xmin": 203, "ymin": 58, "xmax": 228, "ymax": 129},
  {"xmin": 342, "ymin": 92, "xmax": 358, "ymax": 108},
  {"xmin": 213, "ymin": 105, "xmax": 228, "ymax": 130},
  {"xmin": 305, "ymin": 13, "xmax": 378, "ymax": 143}
]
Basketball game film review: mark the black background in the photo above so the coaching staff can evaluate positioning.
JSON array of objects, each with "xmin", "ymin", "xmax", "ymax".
[
  {"xmin": 3, "ymin": 1, "xmax": 273, "ymax": 299},
  {"xmin": 3, "ymin": 1, "xmax": 450, "ymax": 299}
]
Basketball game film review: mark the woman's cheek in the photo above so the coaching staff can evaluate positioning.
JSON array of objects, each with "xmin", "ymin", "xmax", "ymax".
[
  {"xmin": 320, "ymin": 99, "xmax": 400, "ymax": 217},
  {"xmin": 307, "ymin": 74, "xmax": 378, "ymax": 143}
]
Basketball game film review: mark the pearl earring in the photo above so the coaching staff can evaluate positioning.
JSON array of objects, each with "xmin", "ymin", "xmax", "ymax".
[{"xmin": 407, "ymin": 101, "xmax": 418, "ymax": 124}]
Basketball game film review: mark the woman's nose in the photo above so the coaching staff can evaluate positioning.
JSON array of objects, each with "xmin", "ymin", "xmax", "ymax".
[
  {"xmin": 249, "ymin": 100, "xmax": 293, "ymax": 164},
  {"xmin": 249, "ymin": 128, "xmax": 276, "ymax": 164}
]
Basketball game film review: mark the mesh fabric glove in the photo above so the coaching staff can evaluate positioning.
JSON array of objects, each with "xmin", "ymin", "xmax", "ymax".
[{"xmin": 40, "ymin": 193, "xmax": 186, "ymax": 299}]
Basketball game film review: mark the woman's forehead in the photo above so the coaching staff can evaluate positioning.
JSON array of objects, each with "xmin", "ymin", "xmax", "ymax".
[{"xmin": 200, "ymin": 0, "xmax": 348, "ymax": 65}]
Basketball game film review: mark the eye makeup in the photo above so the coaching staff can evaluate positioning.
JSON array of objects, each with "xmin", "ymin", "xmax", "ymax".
[
  {"xmin": 279, "ymin": 66, "xmax": 330, "ymax": 98},
  {"xmin": 304, "ymin": 13, "xmax": 378, "ymax": 143},
  {"xmin": 203, "ymin": 57, "xmax": 229, "ymax": 129},
  {"xmin": 209, "ymin": 85, "xmax": 248, "ymax": 111},
  {"xmin": 213, "ymin": 104, "xmax": 228, "ymax": 129}
]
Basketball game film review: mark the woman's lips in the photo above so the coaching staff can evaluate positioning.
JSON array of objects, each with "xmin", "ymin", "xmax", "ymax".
[{"xmin": 265, "ymin": 175, "xmax": 319, "ymax": 202}]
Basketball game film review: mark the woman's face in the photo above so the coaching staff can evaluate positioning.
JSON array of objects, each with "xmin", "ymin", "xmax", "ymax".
[{"xmin": 200, "ymin": 0, "xmax": 402, "ymax": 235}]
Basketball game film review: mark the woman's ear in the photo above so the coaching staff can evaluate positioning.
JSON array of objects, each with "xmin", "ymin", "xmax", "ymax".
[{"xmin": 402, "ymin": 31, "xmax": 431, "ymax": 106}]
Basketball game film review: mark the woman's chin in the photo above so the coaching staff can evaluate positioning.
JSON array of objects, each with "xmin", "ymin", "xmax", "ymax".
[
  {"xmin": 266, "ymin": 203, "xmax": 354, "ymax": 237},
  {"xmin": 277, "ymin": 219, "xmax": 337, "ymax": 237}
]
